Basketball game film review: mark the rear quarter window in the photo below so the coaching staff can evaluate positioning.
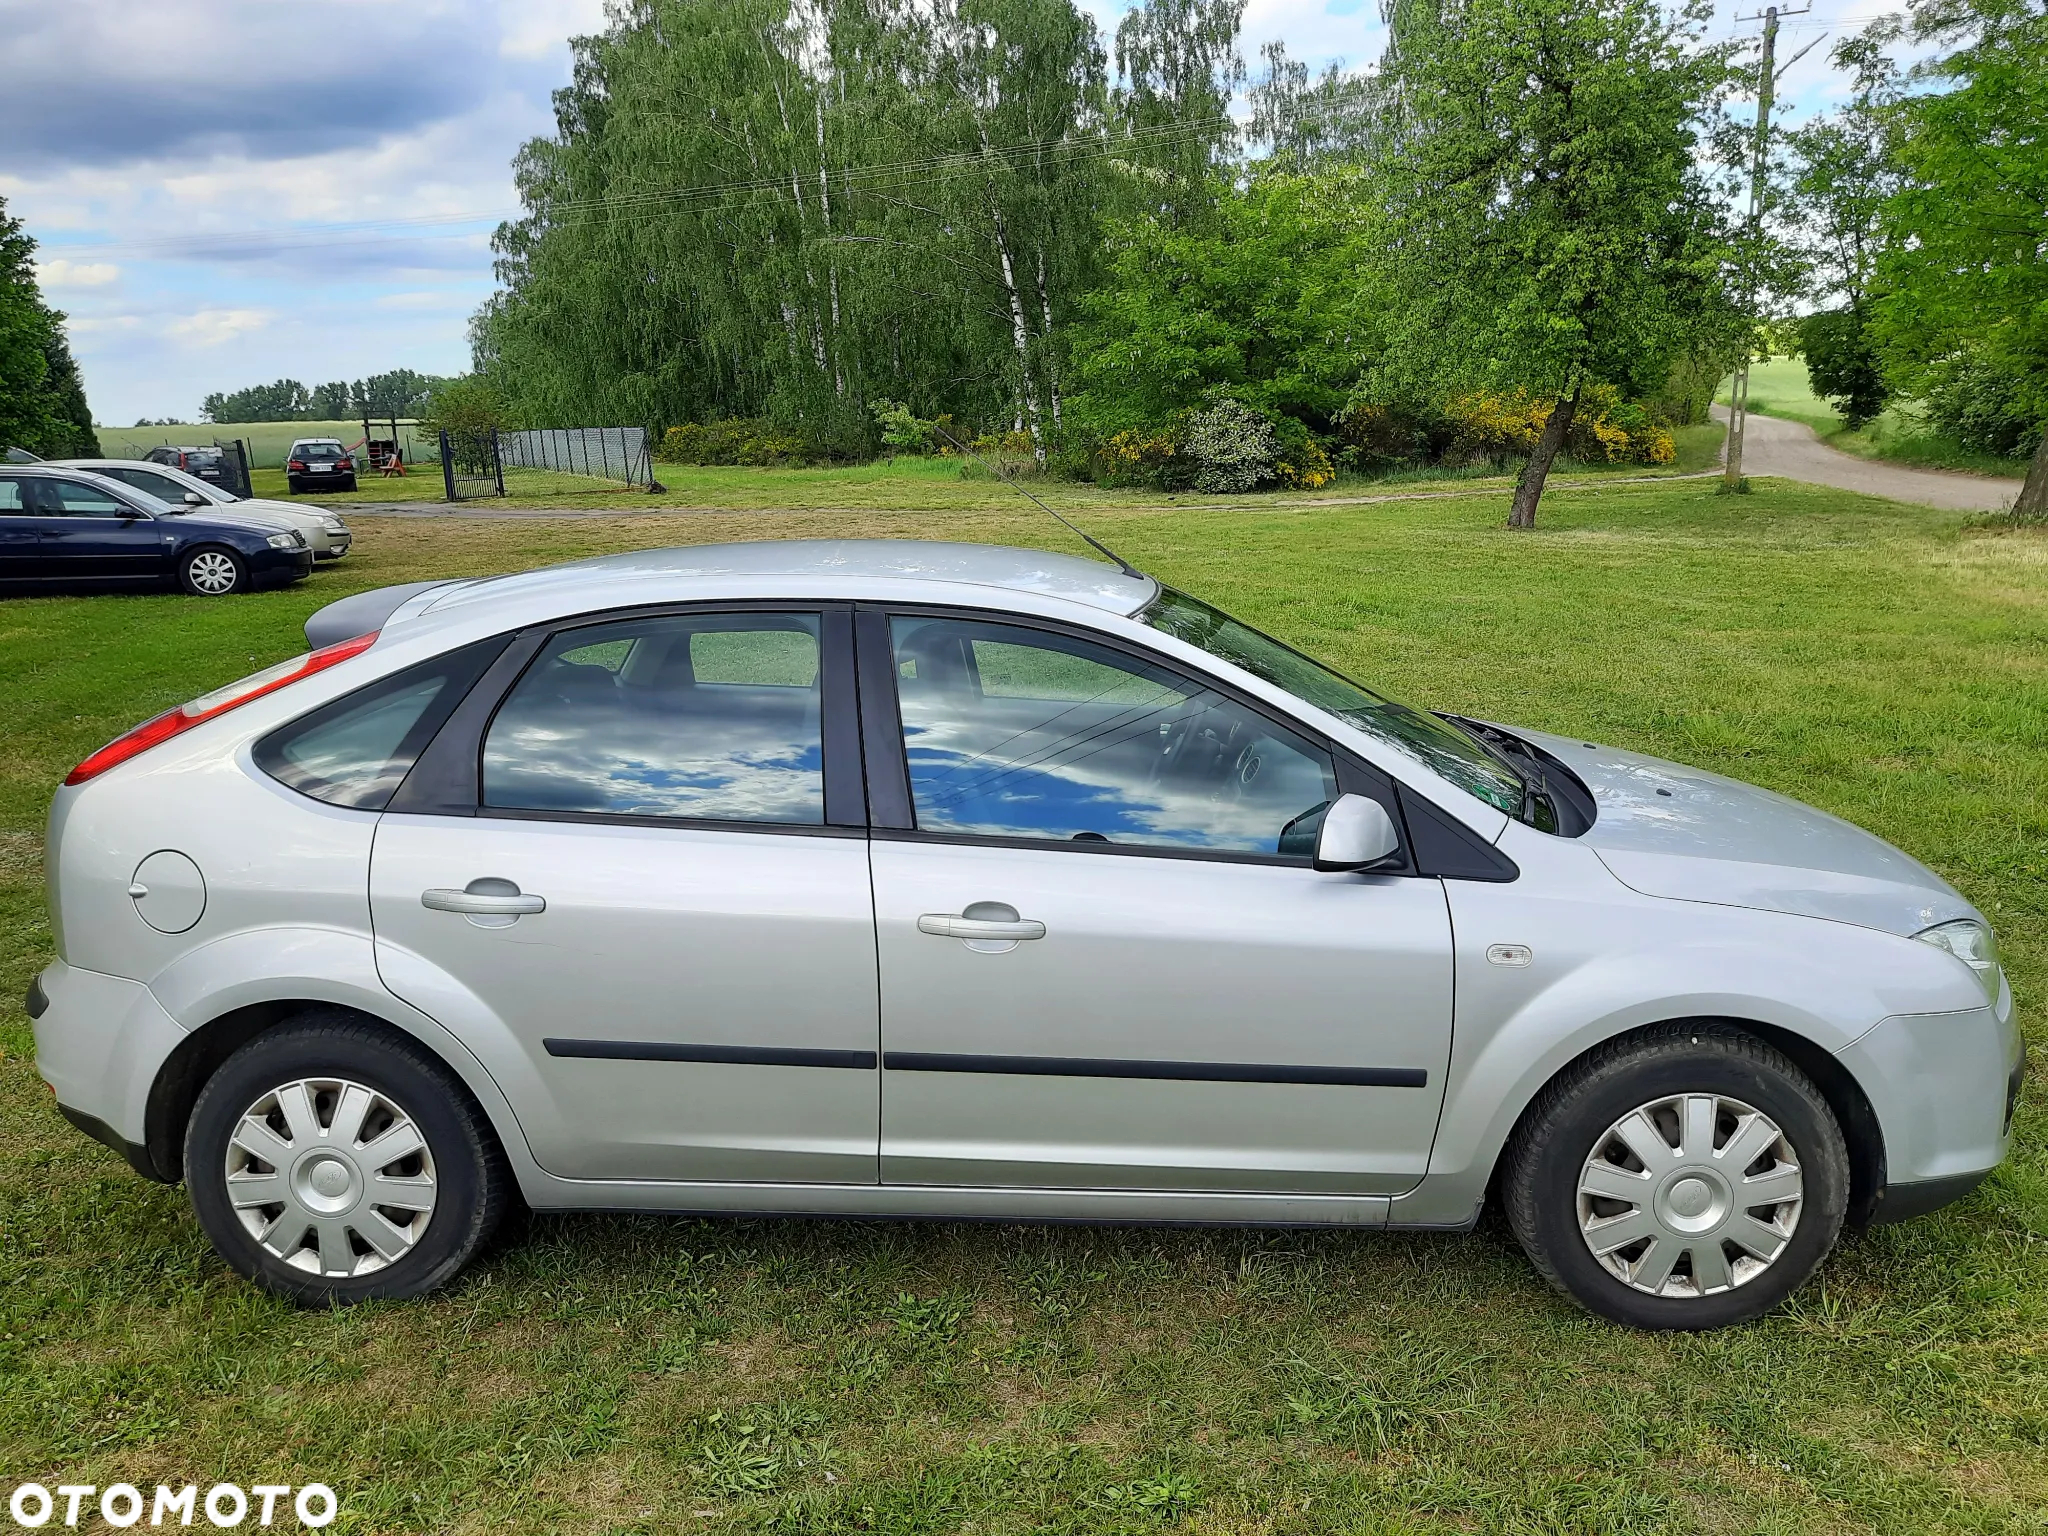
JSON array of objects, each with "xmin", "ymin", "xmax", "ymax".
[{"xmin": 255, "ymin": 638, "xmax": 506, "ymax": 809}]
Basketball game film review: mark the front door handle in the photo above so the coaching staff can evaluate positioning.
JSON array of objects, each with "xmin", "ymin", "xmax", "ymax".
[
  {"xmin": 423, "ymin": 884, "xmax": 546, "ymax": 916},
  {"xmin": 917, "ymin": 912, "xmax": 1045, "ymax": 941}
]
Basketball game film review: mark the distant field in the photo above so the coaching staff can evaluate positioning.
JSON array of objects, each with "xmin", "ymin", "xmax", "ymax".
[
  {"xmin": 96, "ymin": 419, "xmax": 435, "ymax": 470},
  {"xmin": 1723, "ymin": 359, "xmax": 2028, "ymax": 479}
]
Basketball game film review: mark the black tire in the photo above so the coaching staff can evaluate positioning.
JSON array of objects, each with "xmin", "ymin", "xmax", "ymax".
[
  {"xmin": 177, "ymin": 545, "xmax": 247, "ymax": 596},
  {"xmin": 184, "ymin": 1010, "xmax": 511, "ymax": 1305},
  {"xmin": 1504, "ymin": 1024, "xmax": 1849, "ymax": 1330},
  {"xmin": 338, "ymin": 476, "xmax": 357, "ymax": 492}
]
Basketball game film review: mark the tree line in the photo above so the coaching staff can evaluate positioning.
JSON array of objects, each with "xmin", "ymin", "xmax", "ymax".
[
  {"xmin": 1779, "ymin": 0, "xmax": 2047, "ymax": 512},
  {"xmin": 199, "ymin": 370, "xmax": 454, "ymax": 424},
  {"xmin": 0, "ymin": 196, "xmax": 100, "ymax": 459}
]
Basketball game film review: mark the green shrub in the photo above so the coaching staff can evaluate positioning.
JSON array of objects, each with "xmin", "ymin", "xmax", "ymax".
[
  {"xmin": 1184, "ymin": 397, "xmax": 1281, "ymax": 493},
  {"xmin": 1798, "ymin": 307, "xmax": 1889, "ymax": 429},
  {"xmin": 1923, "ymin": 348, "xmax": 2044, "ymax": 459},
  {"xmin": 659, "ymin": 419, "xmax": 807, "ymax": 466}
]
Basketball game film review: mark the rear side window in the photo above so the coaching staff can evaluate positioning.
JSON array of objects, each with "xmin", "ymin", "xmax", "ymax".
[
  {"xmin": 0, "ymin": 477, "xmax": 24, "ymax": 511},
  {"xmin": 255, "ymin": 638, "xmax": 506, "ymax": 809},
  {"xmin": 481, "ymin": 612, "xmax": 825, "ymax": 824}
]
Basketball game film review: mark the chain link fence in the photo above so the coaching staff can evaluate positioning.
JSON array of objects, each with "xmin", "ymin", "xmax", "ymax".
[{"xmin": 499, "ymin": 427, "xmax": 655, "ymax": 488}]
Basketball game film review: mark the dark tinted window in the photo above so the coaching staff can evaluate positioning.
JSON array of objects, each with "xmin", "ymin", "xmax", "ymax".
[
  {"xmin": 256, "ymin": 639, "xmax": 505, "ymax": 809},
  {"xmin": 482, "ymin": 613, "xmax": 825, "ymax": 824},
  {"xmin": 890, "ymin": 615, "xmax": 1337, "ymax": 856},
  {"xmin": 41, "ymin": 479, "xmax": 134, "ymax": 517},
  {"xmin": 99, "ymin": 466, "xmax": 195, "ymax": 502}
]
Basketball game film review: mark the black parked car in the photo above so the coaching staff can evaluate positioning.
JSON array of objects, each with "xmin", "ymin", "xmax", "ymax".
[
  {"xmin": 285, "ymin": 438, "xmax": 357, "ymax": 494},
  {"xmin": 0, "ymin": 467, "xmax": 313, "ymax": 596},
  {"xmin": 143, "ymin": 444, "xmax": 234, "ymax": 487}
]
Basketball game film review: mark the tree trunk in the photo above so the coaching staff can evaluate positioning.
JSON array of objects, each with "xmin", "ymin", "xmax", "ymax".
[
  {"xmin": 2014, "ymin": 426, "xmax": 2048, "ymax": 521},
  {"xmin": 1508, "ymin": 380, "xmax": 1582, "ymax": 529}
]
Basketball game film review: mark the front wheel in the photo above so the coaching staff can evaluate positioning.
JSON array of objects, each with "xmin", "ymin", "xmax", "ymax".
[
  {"xmin": 178, "ymin": 545, "xmax": 246, "ymax": 596},
  {"xmin": 184, "ymin": 1011, "xmax": 510, "ymax": 1304},
  {"xmin": 1505, "ymin": 1025, "xmax": 1849, "ymax": 1330}
]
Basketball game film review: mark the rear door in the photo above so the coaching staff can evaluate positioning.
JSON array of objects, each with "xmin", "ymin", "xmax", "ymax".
[
  {"xmin": 30, "ymin": 477, "xmax": 165, "ymax": 582},
  {"xmin": 369, "ymin": 606, "xmax": 882, "ymax": 1184},
  {"xmin": 862, "ymin": 608, "xmax": 1455, "ymax": 1195}
]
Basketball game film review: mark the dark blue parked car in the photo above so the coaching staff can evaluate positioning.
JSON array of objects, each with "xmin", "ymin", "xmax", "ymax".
[{"xmin": 0, "ymin": 467, "xmax": 312, "ymax": 596}]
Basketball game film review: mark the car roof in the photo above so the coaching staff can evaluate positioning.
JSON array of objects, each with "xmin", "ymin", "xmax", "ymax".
[{"xmin": 414, "ymin": 540, "xmax": 1158, "ymax": 620}]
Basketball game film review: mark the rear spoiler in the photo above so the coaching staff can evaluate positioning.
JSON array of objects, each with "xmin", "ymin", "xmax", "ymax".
[{"xmin": 304, "ymin": 581, "xmax": 459, "ymax": 650}]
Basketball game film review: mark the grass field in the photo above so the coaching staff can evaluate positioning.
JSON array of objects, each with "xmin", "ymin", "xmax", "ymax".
[
  {"xmin": 98, "ymin": 421, "xmax": 436, "ymax": 472},
  {"xmin": 1723, "ymin": 361, "xmax": 2029, "ymax": 481},
  {"xmin": 2, "ymin": 474, "xmax": 2043, "ymax": 1534}
]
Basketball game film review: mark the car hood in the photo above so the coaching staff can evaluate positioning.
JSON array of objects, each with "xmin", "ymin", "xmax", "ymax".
[
  {"xmin": 176, "ymin": 507, "xmax": 297, "ymax": 536},
  {"xmin": 239, "ymin": 497, "xmax": 338, "ymax": 528},
  {"xmin": 1512, "ymin": 726, "xmax": 1974, "ymax": 937}
]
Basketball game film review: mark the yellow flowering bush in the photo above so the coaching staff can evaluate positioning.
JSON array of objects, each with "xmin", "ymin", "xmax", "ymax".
[{"xmin": 1438, "ymin": 387, "xmax": 1675, "ymax": 467}]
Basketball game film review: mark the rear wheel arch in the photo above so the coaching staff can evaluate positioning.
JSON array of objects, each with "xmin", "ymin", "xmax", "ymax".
[
  {"xmin": 1491, "ymin": 1015, "xmax": 1886, "ymax": 1226},
  {"xmin": 144, "ymin": 1000, "xmax": 515, "ymax": 1187}
]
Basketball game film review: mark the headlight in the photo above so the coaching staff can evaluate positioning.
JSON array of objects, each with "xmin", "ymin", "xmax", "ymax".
[
  {"xmin": 322, "ymin": 519, "xmax": 347, "ymax": 534},
  {"xmin": 1914, "ymin": 918, "xmax": 2001, "ymax": 998},
  {"xmin": 266, "ymin": 532, "xmax": 304, "ymax": 550}
]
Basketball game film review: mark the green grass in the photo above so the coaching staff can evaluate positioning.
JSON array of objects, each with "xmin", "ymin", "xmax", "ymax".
[
  {"xmin": 2, "ymin": 477, "xmax": 2044, "ymax": 1533},
  {"xmin": 99, "ymin": 420, "xmax": 437, "ymax": 472},
  {"xmin": 1723, "ymin": 360, "xmax": 2029, "ymax": 480}
]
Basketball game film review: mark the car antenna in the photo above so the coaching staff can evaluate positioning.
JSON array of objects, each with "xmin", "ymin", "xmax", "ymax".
[{"xmin": 928, "ymin": 423, "xmax": 1145, "ymax": 581}]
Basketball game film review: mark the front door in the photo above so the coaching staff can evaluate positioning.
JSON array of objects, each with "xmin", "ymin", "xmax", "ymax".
[
  {"xmin": 0, "ymin": 475, "xmax": 41, "ymax": 578},
  {"xmin": 30, "ymin": 477, "xmax": 164, "ymax": 582},
  {"xmin": 865, "ymin": 610, "xmax": 1454, "ymax": 1195},
  {"xmin": 370, "ymin": 607, "xmax": 880, "ymax": 1184}
]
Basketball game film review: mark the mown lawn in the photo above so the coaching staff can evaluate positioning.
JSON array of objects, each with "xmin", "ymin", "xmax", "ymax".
[{"xmin": 1, "ymin": 476, "xmax": 2043, "ymax": 1534}]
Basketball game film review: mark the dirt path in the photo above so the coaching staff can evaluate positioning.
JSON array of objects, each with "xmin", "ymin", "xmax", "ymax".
[{"xmin": 1715, "ymin": 405, "xmax": 2018, "ymax": 511}]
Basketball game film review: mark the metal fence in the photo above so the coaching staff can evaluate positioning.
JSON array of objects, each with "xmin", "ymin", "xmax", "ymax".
[
  {"xmin": 498, "ymin": 427, "xmax": 655, "ymax": 488},
  {"xmin": 439, "ymin": 428, "xmax": 504, "ymax": 502},
  {"xmin": 211, "ymin": 439, "xmax": 254, "ymax": 499}
]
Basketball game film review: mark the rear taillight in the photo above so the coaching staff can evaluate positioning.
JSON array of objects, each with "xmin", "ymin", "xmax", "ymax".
[
  {"xmin": 338, "ymin": 457, "xmax": 353, "ymax": 470},
  {"xmin": 287, "ymin": 459, "xmax": 307, "ymax": 471},
  {"xmin": 63, "ymin": 632, "xmax": 379, "ymax": 786}
]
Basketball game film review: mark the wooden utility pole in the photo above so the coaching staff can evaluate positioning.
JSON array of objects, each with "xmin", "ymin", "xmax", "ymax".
[{"xmin": 1725, "ymin": 4, "xmax": 1807, "ymax": 489}]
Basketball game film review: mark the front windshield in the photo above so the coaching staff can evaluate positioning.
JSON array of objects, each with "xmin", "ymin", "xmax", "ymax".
[{"xmin": 1140, "ymin": 588, "xmax": 1528, "ymax": 818}]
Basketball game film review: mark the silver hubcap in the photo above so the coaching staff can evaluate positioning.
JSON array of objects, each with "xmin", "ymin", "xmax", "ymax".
[
  {"xmin": 1577, "ymin": 1092, "xmax": 1804, "ymax": 1298},
  {"xmin": 224, "ymin": 1077, "xmax": 437, "ymax": 1277},
  {"xmin": 188, "ymin": 551, "xmax": 237, "ymax": 593}
]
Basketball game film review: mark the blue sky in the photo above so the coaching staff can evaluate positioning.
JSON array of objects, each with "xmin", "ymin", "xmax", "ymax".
[{"xmin": 1, "ymin": 0, "xmax": 1888, "ymax": 427}]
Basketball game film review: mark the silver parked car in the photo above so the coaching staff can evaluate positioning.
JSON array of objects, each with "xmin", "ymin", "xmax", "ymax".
[{"xmin": 29, "ymin": 542, "xmax": 2020, "ymax": 1327}]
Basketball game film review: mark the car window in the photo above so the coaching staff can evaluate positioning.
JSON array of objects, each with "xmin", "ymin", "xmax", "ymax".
[
  {"xmin": 256, "ymin": 641, "xmax": 505, "ymax": 811},
  {"xmin": 0, "ymin": 477, "xmax": 25, "ymax": 511},
  {"xmin": 482, "ymin": 613, "xmax": 826, "ymax": 824},
  {"xmin": 99, "ymin": 467, "xmax": 194, "ymax": 502},
  {"xmin": 40, "ymin": 479, "xmax": 135, "ymax": 517},
  {"xmin": 889, "ymin": 615, "xmax": 1338, "ymax": 857}
]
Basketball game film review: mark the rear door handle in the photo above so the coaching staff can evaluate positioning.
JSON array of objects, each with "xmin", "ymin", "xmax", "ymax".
[
  {"xmin": 917, "ymin": 913, "xmax": 1045, "ymax": 941},
  {"xmin": 423, "ymin": 887, "xmax": 546, "ymax": 915}
]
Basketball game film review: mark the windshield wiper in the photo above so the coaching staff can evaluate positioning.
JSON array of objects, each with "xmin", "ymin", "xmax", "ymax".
[{"xmin": 1438, "ymin": 715, "xmax": 1561, "ymax": 831}]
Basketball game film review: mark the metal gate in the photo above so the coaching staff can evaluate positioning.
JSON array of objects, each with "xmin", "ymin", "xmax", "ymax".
[
  {"xmin": 211, "ymin": 438, "xmax": 254, "ymax": 499},
  {"xmin": 439, "ymin": 428, "xmax": 504, "ymax": 501}
]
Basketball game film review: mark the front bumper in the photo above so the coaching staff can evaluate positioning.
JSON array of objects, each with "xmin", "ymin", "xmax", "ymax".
[
  {"xmin": 1840, "ymin": 988, "xmax": 2022, "ymax": 1220},
  {"xmin": 252, "ymin": 547, "xmax": 316, "ymax": 586},
  {"xmin": 315, "ymin": 531, "xmax": 351, "ymax": 559}
]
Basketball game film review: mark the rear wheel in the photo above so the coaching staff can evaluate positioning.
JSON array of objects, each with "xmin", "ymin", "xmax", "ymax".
[
  {"xmin": 178, "ymin": 545, "xmax": 245, "ymax": 596},
  {"xmin": 184, "ymin": 1012, "xmax": 510, "ymax": 1305},
  {"xmin": 1505, "ymin": 1025, "xmax": 1849, "ymax": 1329}
]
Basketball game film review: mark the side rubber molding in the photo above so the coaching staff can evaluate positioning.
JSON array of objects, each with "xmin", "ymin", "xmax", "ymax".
[
  {"xmin": 1868, "ymin": 1169, "xmax": 1990, "ymax": 1224},
  {"xmin": 57, "ymin": 1104, "xmax": 164, "ymax": 1182},
  {"xmin": 24, "ymin": 975, "xmax": 48, "ymax": 1019}
]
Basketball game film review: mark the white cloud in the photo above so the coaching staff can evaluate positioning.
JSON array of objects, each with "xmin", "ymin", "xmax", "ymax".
[
  {"xmin": 167, "ymin": 308, "xmax": 272, "ymax": 346},
  {"xmin": 34, "ymin": 258, "xmax": 122, "ymax": 288}
]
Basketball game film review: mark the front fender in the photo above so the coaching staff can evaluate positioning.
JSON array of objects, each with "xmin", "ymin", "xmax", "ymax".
[{"xmin": 1395, "ymin": 856, "xmax": 1984, "ymax": 1225}]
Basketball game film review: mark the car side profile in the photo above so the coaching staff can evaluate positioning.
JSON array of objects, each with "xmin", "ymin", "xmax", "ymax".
[
  {"xmin": 0, "ymin": 466, "xmax": 313, "ymax": 595},
  {"xmin": 29, "ymin": 541, "xmax": 2020, "ymax": 1327},
  {"xmin": 52, "ymin": 458, "xmax": 352, "ymax": 560},
  {"xmin": 285, "ymin": 439, "xmax": 357, "ymax": 494}
]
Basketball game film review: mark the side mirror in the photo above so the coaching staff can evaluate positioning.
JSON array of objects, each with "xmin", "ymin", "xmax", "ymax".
[
  {"xmin": 1314, "ymin": 793, "xmax": 1401, "ymax": 872},
  {"xmin": 183, "ymin": 492, "xmax": 207, "ymax": 506}
]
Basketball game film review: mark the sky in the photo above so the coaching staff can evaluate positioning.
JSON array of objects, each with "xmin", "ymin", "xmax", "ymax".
[{"xmin": 0, "ymin": 0, "xmax": 1890, "ymax": 429}]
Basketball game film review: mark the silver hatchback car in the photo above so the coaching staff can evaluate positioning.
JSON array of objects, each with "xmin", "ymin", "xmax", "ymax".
[{"xmin": 30, "ymin": 542, "xmax": 2021, "ymax": 1328}]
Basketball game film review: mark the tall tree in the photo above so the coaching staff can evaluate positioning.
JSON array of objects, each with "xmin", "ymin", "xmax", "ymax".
[
  {"xmin": 1871, "ymin": 0, "xmax": 2048, "ymax": 516},
  {"xmin": 201, "ymin": 379, "xmax": 310, "ymax": 422},
  {"xmin": 1368, "ymin": 0, "xmax": 1739, "ymax": 526},
  {"xmin": 0, "ymin": 198, "xmax": 100, "ymax": 458}
]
